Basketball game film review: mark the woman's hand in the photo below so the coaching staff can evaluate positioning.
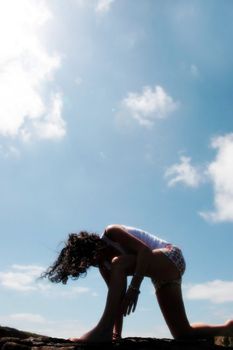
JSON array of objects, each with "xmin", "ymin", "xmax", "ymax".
[{"xmin": 121, "ymin": 285, "xmax": 140, "ymax": 316}]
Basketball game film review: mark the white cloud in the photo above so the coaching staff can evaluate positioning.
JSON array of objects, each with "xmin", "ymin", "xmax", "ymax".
[
  {"xmin": 53, "ymin": 286, "xmax": 90, "ymax": 298},
  {"xmin": 9, "ymin": 313, "xmax": 46, "ymax": 324},
  {"xmin": 31, "ymin": 93, "xmax": 66, "ymax": 141},
  {"xmin": 165, "ymin": 133, "xmax": 233, "ymax": 223},
  {"xmin": 0, "ymin": 145, "xmax": 21, "ymax": 159},
  {"xmin": 200, "ymin": 133, "xmax": 233, "ymax": 222},
  {"xmin": 0, "ymin": 264, "xmax": 90, "ymax": 297},
  {"xmin": 0, "ymin": 265, "xmax": 44, "ymax": 291},
  {"xmin": 165, "ymin": 156, "xmax": 202, "ymax": 188},
  {"xmin": 190, "ymin": 64, "xmax": 200, "ymax": 78},
  {"xmin": 119, "ymin": 85, "xmax": 179, "ymax": 127},
  {"xmin": 0, "ymin": 313, "xmax": 87, "ymax": 338},
  {"xmin": 185, "ymin": 280, "xmax": 233, "ymax": 303},
  {"xmin": 0, "ymin": 0, "xmax": 66, "ymax": 142},
  {"xmin": 95, "ymin": 0, "xmax": 115, "ymax": 14}
]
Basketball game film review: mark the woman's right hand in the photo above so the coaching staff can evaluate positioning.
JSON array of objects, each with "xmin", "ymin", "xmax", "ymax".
[{"xmin": 121, "ymin": 285, "xmax": 140, "ymax": 316}]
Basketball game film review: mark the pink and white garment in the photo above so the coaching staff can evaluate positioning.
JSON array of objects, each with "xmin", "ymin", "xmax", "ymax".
[{"xmin": 101, "ymin": 225, "xmax": 186, "ymax": 278}]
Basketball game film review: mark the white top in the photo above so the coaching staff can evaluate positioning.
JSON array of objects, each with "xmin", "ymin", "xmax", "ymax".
[
  {"xmin": 122, "ymin": 225, "xmax": 170, "ymax": 249},
  {"xmin": 101, "ymin": 225, "xmax": 170, "ymax": 269}
]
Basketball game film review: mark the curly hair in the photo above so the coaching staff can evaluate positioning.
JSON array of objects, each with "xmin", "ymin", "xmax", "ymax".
[{"xmin": 42, "ymin": 231, "xmax": 106, "ymax": 284}]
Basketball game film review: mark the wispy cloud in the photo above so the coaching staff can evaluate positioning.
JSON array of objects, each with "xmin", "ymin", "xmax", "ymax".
[
  {"xmin": 119, "ymin": 85, "xmax": 179, "ymax": 128},
  {"xmin": 200, "ymin": 133, "xmax": 233, "ymax": 222},
  {"xmin": 165, "ymin": 133, "xmax": 233, "ymax": 223},
  {"xmin": 75, "ymin": 0, "xmax": 115, "ymax": 15},
  {"xmin": 0, "ymin": 265, "xmax": 90, "ymax": 297},
  {"xmin": 190, "ymin": 64, "xmax": 200, "ymax": 79},
  {"xmin": 0, "ymin": 145, "xmax": 21, "ymax": 159},
  {"xmin": 0, "ymin": 265, "xmax": 44, "ymax": 291},
  {"xmin": 30, "ymin": 93, "xmax": 66, "ymax": 141},
  {"xmin": 165, "ymin": 156, "xmax": 202, "ymax": 188},
  {"xmin": 0, "ymin": 313, "xmax": 87, "ymax": 338},
  {"xmin": 185, "ymin": 280, "xmax": 233, "ymax": 303},
  {"xmin": 8, "ymin": 313, "xmax": 46, "ymax": 324},
  {"xmin": 95, "ymin": 0, "xmax": 115, "ymax": 14},
  {"xmin": 0, "ymin": 0, "xmax": 65, "ymax": 143}
]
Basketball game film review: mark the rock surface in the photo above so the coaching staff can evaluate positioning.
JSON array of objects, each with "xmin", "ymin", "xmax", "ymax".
[{"xmin": 0, "ymin": 326, "xmax": 232, "ymax": 349}]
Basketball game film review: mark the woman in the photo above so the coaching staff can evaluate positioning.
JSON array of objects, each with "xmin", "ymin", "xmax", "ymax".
[{"xmin": 43, "ymin": 224, "xmax": 233, "ymax": 342}]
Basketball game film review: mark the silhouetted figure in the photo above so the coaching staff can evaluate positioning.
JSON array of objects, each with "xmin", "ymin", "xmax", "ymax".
[{"xmin": 43, "ymin": 224, "xmax": 233, "ymax": 342}]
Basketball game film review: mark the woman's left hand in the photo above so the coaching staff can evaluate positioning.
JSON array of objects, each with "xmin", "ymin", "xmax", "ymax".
[{"xmin": 121, "ymin": 286, "xmax": 140, "ymax": 316}]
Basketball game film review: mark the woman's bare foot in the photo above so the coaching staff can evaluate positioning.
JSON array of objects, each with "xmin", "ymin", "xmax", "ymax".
[{"xmin": 69, "ymin": 326, "xmax": 112, "ymax": 343}]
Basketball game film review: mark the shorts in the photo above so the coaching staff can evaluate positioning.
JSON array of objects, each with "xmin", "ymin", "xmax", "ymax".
[
  {"xmin": 151, "ymin": 245, "xmax": 186, "ymax": 291},
  {"xmin": 162, "ymin": 245, "xmax": 186, "ymax": 276}
]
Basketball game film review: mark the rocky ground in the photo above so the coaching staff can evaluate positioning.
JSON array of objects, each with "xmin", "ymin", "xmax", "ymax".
[{"xmin": 0, "ymin": 326, "xmax": 232, "ymax": 349}]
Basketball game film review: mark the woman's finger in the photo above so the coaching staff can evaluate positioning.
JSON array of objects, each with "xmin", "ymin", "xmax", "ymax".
[
  {"xmin": 127, "ymin": 303, "xmax": 133, "ymax": 315},
  {"xmin": 125, "ymin": 301, "xmax": 132, "ymax": 315},
  {"xmin": 124, "ymin": 300, "xmax": 132, "ymax": 316},
  {"xmin": 122, "ymin": 301, "xmax": 128, "ymax": 316},
  {"xmin": 132, "ymin": 299, "xmax": 137, "ymax": 313},
  {"xmin": 122, "ymin": 293, "xmax": 138, "ymax": 316},
  {"xmin": 127, "ymin": 299, "xmax": 136, "ymax": 315}
]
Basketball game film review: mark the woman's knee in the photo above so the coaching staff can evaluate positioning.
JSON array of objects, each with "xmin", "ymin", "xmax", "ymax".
[
  {"xmin": 111, "ymin": 256, "xmax": 125, "ymax": 269},
  {"xmin": 110, "ymin": 256, "xmax": 130, "ymax": 273},
  {"xmin": 172, "ymin": 325, "xmax": 194, "ymax": 340}
]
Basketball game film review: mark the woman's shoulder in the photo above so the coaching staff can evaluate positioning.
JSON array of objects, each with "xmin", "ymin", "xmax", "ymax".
[
  {"xmin": 101, "ymin": 225, "xmax": 127, "ymax": 254},
  {"xmin": 104, "ymin": 224, "xmax": 126, "ymax": 237},
  {"xmin": 105, "ymin": 224, "xmax": 125, "ymax": 231}
]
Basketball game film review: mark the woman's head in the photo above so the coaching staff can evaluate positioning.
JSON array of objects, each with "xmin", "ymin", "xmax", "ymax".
[{"xmin": 43, "ymin": 231, "xmax": 106, "ymax": 284}]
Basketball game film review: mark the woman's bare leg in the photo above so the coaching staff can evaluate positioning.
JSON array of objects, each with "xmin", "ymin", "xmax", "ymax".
[
  {"xmin": 146, "ymin": 250, "xmax": 233, "ymax": 339},
  {"xmin": 76, "ymin": 255, "xmax": 136, "ymax": 342},
  {"xmin": 156, "ymin": 283, "xmax": 233, "ymax": 339},
  {"xmin": 190, "ymin": 320, "xmax": 233, "ymax": 338}
]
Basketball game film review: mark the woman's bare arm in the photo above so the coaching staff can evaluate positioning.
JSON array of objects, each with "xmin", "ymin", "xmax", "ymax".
[
  {"xmin": 105, "ymin": 225, "xmax": 152, "ymax": 284},
  {"xmin": 104, "ymin": 225, "xmax": 153, "ymax": 315}
]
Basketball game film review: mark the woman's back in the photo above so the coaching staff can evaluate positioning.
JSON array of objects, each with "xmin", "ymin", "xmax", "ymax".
[{"xmin": 122, "ymin": 225, "xmax": 170, "ymax": 250}]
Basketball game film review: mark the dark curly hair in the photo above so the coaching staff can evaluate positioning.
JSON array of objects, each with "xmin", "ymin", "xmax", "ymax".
[{"xmin": 42, "ymin": 231, "xmax": 106, "ymax": 284}]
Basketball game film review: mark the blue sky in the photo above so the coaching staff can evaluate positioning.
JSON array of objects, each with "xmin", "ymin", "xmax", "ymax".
[{"xmin": 0, "ymin": 0, "xmax": 233, "ymax": 338}]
